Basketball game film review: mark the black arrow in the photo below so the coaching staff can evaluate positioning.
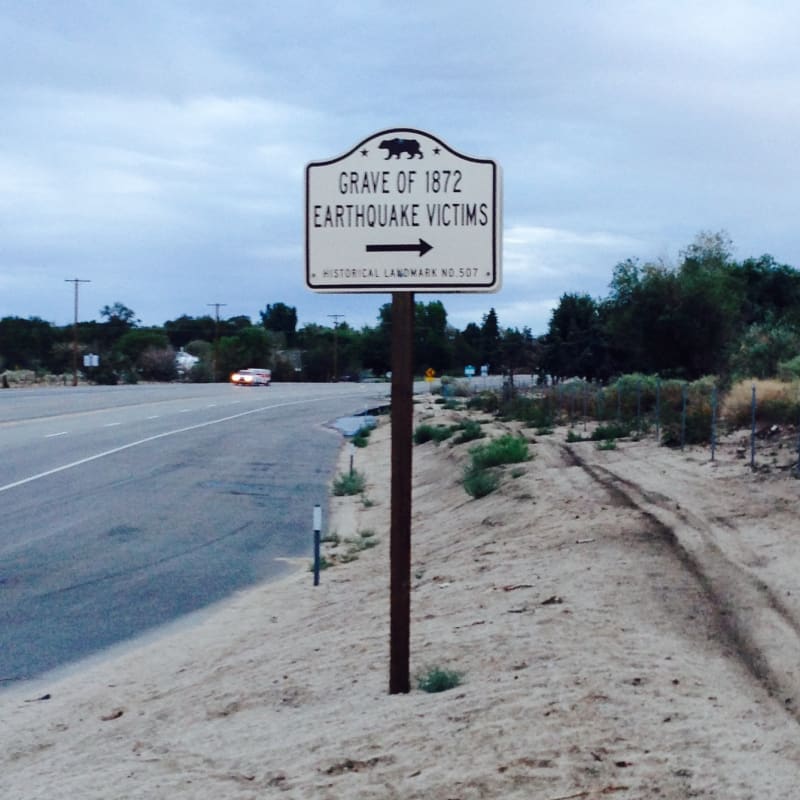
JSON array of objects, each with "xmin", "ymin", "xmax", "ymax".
[{"xmin": 366, "ymin": 238, "xmax": 432, "ymax": 257}]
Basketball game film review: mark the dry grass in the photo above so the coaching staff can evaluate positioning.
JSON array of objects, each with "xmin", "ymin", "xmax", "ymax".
[{"xmin": 721, "ymin": 379, "xmax": 800, "ymax": 427}]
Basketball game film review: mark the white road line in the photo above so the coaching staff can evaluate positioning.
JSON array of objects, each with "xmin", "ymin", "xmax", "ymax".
[
  {"xmin": 147, "ymin": 415, "xmax": 160, "ymax": 419},
  {"xmin": 0, "ymin": 396, "xmax": 350, "ymax": 495},
  {"xmin": 179, "ymin": 408, "xmax": 191, "ymax": 413},
  {"xmin": 104, "ymin": 422, "xmax": 122, "ymax": 427},
  {"xmin": 45, "ymin": 431, "xmax": 68, "ymax": 438}
]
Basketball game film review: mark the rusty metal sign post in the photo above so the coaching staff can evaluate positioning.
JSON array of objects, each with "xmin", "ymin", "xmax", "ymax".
[{"xmin": 305, "ymin": 128, "xmax": 501, "ymax": 694}]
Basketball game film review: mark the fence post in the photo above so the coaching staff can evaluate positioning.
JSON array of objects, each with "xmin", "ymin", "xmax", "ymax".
[
  {"xmin": 681, "ymin": 383, "xmax": 687, "ymax": 452},
  {"xmin": 750, "ymin": 384, "xmax": 757, "ymax": 469},
  {"xmin": 583, "ymin": 384, "xmax": 588, "ymax": 431},
  {"xmin": 711, "ymin": 385, "xmax": 717, "ymax": 462},
  {"xmin": 313, "ymin": 504, "xmax": 322, "ymax": 586},
  {"xmin": 636, "ymin": 379, "xmax": 642, "ymax": 433},
  {"xmin": 655, "ymin": 378, "xmax": 661, "ymax": 443}
]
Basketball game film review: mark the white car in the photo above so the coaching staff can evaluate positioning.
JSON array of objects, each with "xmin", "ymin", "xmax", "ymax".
[{"xmin": 230, "ymin": 368, "xmax": 272, "ymax": 386}]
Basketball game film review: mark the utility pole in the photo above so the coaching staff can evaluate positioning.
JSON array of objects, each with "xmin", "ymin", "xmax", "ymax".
[
  {"xmin": 207, "ymin": 303, "xmax": 227, "ymax": 381},
  {"xmin": 65, "ymin": 278, "xmax": 91, "ymax": 387},
  {"xmin": 328, "ymin": 314, "xmax": 344, "ymax": 381}
]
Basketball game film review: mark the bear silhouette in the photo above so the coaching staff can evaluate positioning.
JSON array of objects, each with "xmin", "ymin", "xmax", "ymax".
[{"xmin": 378, "ymin": 138, "xmax": 423, "ymax": 159}]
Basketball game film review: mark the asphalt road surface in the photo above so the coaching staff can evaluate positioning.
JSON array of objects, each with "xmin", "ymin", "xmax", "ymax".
[{"xmin": 0, "ymin": 382, "xmax": 389, "ymax": 686}]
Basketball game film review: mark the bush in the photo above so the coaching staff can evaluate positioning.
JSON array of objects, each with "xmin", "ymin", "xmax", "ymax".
[
  {"xmin": 499, "ymin": 395, "xmax": 553, "ymax": 428},
  {"xmin": 591, "ymin": 422, "xmax": 630, "ymax": 441},
  {"xmin": 417, "ymin": 666, "xmax": 463, "ymax": 693},
  {"xmin": 596, "ymin": 439, "xmax": 617, "ymax": 451},
  {"xmin": 352, "ymin": 425, "xmax": 372, "ymax": 448},
  {"xmin": 414, "ymin": 423, "xmax": 453, "ymax": 445},
  {"xmin": 452, "ymin": 419, "xmax": 484, "ymax": 445},
  {"xmin": 469, "ymin": 435, "xmax": 529, "ymax": 470},
  {"xmin": 462, "ymin": 465, "xmax": 500, "ymax": 498},
  {"xmin": 778, "ymin": 355, "xmax": 800, "ymax": 382},
  {"xmin": 332, "ymin": 470, "xmax": 366, "ymax": 496},
  {"xmin": 467, "ymin": 392, "xmax": 499, "ymax": 413},
  {"xmin": 722, "ymin": 379, "xmax": 799, "ymax": 428}
]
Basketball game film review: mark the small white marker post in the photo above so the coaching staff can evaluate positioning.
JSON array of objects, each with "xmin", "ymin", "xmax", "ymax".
[{"xmin": 313, "ymin": 504, "xmax": 322, "ymax": 586}]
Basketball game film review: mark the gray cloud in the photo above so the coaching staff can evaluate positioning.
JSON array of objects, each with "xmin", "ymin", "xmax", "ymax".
[{"xmin": 1, "ymin": 1, "xmax": 797, "ymax": 334}]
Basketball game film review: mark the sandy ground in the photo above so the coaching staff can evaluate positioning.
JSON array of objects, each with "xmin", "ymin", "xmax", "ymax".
[{"xmin": 2, "ymin": 397, "xmax": 800, "ymax": 799}]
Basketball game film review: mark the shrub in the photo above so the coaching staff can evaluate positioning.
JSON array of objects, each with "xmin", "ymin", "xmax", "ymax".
[
  {"xmin": 469, "ymin": 435, "xmax": 529, "ymax": 470},
  {"xmin": 565, "ymin": 429, "xmax": 586, "ymax": 443},
  {"xmin": 417, "ymin": 666, "xmax": 463, "ymax": 693},
  {"xmin": 778, "ymin": 355, "xmax": 800, "ymax": 382},
  {"xmin": 591, "ymin": 423, "xmax": 630, "ymax": 441},
  {"xmin": 722, "ymin": 379, "xmax": 800, "ymax": 428},
  {"xmin": 309, "ymin": 555, "xmax": 332, "ymax": 572},
  {"xmin": 332, "ymin": 470, "xmax": 366, "ymax": 496},
  {"xmin": 414, "ymin": 423, "xmax": 453, "ymax": 444},
  {"xmin": 462, "ymin": 465, "xmax": 500, "ymax": 498},
  {"xmin": 500, "ymin": 395, "xmax": 553, "ymax": 428},
  {"xmin": 596, "ymin": 439, "xmax": 617, "ymax": 451},
  {"xmin": 352, "ymin": 425, "xmax": 372, "ymax": 448},
  {"xmin": 452, "ymin": 419, "xmax": 484, "ymax": 445},
  {"xmin": 467, "ymin": 392, "xmax": 499, "ymax": 413}
]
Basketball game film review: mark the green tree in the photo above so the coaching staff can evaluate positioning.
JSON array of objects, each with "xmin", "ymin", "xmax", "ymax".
[
  {"xmin": 480, "ymin": 308, "xmax": 502, "ymax": 372},
  {"xmin": 452, "ymin": 322, "xmax": 482, "ymax": 371},
  {"xmin": 542, "ymin": 293, "xmax": 607, "ymax": 379},
  {"xmin": 0, "ymin": 316, "xmax": 57, "ymax": 371},
  {"xmin": 260, "ymin": 302, "xmax": 298, "ymax": 346},
  {"xmin": 414, "ymin": 300, "xmax": 452, "ymax": 374},
  {"xmin": 163, "ymin": 315, "xmax": 216, "ymax": 349}
]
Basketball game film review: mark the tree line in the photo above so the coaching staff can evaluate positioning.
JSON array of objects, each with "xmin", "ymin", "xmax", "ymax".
[{"xmin": 2, "ymin": 232, "xmax": 799, "ymax": 384}]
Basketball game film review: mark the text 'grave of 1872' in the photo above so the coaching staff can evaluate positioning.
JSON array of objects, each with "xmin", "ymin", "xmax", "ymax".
[{"xmin": 305, "ymin": 128, "xmax": 502, "ymax": 293}]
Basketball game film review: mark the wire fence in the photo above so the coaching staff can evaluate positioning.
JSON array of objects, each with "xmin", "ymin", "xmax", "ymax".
[{"xmin": 442, "ymin": 375, "xmax": 800, "ymax": 473}]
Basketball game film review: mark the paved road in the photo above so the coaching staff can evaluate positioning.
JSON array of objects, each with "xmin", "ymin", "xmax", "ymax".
[{"xmin": 0, "ymin": 382, "xmax": 389, "ymax": 685}]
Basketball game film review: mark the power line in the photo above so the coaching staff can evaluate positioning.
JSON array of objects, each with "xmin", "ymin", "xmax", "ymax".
[
  {"xmin": 328, "ymin": 314, "xmax": 344, "ymax": 381},
  {"xmin": 65, "ymin": 278, "xmax": 91, "ymax": 387},
  {"xmin": 208, "ymin": 303, "xmax": 227, "ymax": 382}
]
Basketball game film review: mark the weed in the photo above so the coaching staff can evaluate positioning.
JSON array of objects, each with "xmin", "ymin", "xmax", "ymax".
[
  {"xmin": 321, "ymin": 532, "xmax": 340, "ymax": 545},
  {"xmin": 469, "ymin": 435, "xmax": 530, "ymax": 470},
  {"xmin": 414, "ymin": 423, "xmax": 453, "ymax": 445},
  {"xmin": 467, "ymin": 392, "xmax": 499, "ymax": 413},
  {"xmin": 511, "ymin": 467, "xmax": 526, "ymax": 478},
  {"xmin": 534, "ymin": 426, "xmax": 554, "ymax": 435},
  {"xmin": 565, "ymin": 429, "xmax": 587, "ymax": 443},
  {"xmin": 352, "ymin": 425, "xmax": 372, "ymax": 448},
  {"xmin": 462, "ymin": 465, "xmax": 500, "ymax": 498},
  {"xmin": 591, "ymin": 423, "xmax": 629, "ymax": 441},
  {"xmin": 417, "ymin": 666, "xmax": 463, "ymax": 693},
  {"xmin": 332, "ymin": 470, "xmax": 366, "ymax": 496},
  {"xmin": 309, "ymin": 555, "xmax": 333, "ymax": 572},
  {"xmin": 452, "ymin": 419, "xmax": 484, "ymax": 445},
  {"xmin": 361, "ymin": 496, "xmax": 375, "ymax": 508},
  {"xmin": 596, "ymin": 439, "xmax": 617, "ymax": 451}
]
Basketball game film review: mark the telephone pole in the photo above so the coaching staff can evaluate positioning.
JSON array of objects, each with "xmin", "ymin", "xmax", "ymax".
[
  {"xmin": 328, "ymin": 314, "xmax": 344, "ymax": 381},
  {"xmin": 65, "ymin": 278, "xmax": 91, "ymax": 386},
  {"xmin": 208, "ymin": 303, "xmax": 227, "ymax": 381}
]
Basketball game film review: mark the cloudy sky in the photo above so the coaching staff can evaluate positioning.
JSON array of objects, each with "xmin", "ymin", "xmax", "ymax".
[{"xmin": 1, "ymin": 1, "xmax": 798, "ymax": 335}]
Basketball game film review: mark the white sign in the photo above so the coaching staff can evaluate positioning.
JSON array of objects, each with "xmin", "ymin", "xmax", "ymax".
[
  {"xmin": 306, "ymin": 128, "xmax": 502, "ymax": 293},
  {"xmin": 464, "ymin": 365, "xmax": 476, "ymax": 377}
]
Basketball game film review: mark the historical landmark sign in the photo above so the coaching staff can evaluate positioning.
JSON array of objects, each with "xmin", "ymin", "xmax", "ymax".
[{"xmin": 305, "ymin": 128, "xmax": 502, "ymax": 293}]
